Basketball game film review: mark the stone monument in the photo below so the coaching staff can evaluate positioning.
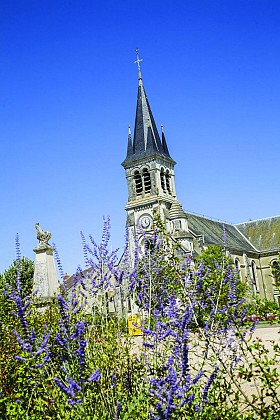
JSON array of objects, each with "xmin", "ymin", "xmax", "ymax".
[{"xmin": 33, "ymin": 223, "xmax": 59, "ymax": 299}]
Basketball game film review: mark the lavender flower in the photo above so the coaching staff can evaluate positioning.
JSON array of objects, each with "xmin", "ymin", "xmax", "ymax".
[
  {"xmin": 202, "ymin": 366, "xmax": 219, "ymax": 403},
  {"xmin": 5, "ymin": 235, "xmax": 51, "ymax": 368},
  {"xmin": 111, "ymin": 373, "xmax": 116, "ymax": 387},
  {"xmin": 52, "ymin": 242, "xmax": 64, "ymax": 280},
  {"xmin": 87, "ymin": 368, "xmax": 101, "ymax": 382},
  {"xmin": 80, "ymin": 218, "xmax": 123, "ymax": 313},
  {"xmin": 115, "ymin": 401, "xmax": 122, "ymax": 419},
  {"xmin": 54, "ymin": 376, "xmax": 82, "ymax": 405}
]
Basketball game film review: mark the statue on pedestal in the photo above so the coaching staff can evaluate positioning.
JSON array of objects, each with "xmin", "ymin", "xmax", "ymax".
[
  {"xmin": 33, "ymin": 222, "xmax": 59, "ymax": 300},
  {"xmin": 34, "ymin": 223, "xmax": 53, "ymax": 252}
]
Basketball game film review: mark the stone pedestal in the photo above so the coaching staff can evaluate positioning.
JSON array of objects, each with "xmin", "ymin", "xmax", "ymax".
[{"xmin": 33, "ymin": 245, "xmax": 59, "ymax": 299}]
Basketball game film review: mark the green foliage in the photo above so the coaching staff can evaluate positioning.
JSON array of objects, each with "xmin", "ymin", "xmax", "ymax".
[
  {"xmin": 134, "ymin": 213, "xmax": 182, "ymax": 312},
  {"xmin": 83, "ymin": 316, "xmax": 150, "ymax": 418},
  {"xmin": 0, "ymin": 301, "xmax": 151, "ymax": 419},
  {"xmin": 196, "ymin": 245, "xmax": 248, "ymax": 306},
  {"xmin": 0, "ymin": 257, "xmax": 34, "ymax": 296},
  {"xmin": 236, "ymin": 337, "xmax": 280, "ymax": 419},
  {"xmin": 0, "ymin": 257, "xmax": 34, "ymax": 325},
  {"xmin": 196, "ymin": 244, "xmax": 225, "ymax": 269},
  {"xmin": 0, "ymin": 303, "xmax": 59, "ymax": 419},
  {"xmin": 0, "ymin": 230, "xmax": 279, "ymax": 419},
  {"xmin": 0, "ymin": 322, "xmax": 20, "ymax": 404},
  {"xmin": 245, "ymin": 297, "xmax": 280, "ymax": 323}
]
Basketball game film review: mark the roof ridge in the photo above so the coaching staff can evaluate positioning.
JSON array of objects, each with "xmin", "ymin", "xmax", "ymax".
[
  {"xmin": 184, "ymin": 209, "xmax": 233, "ymax": 225},
  {"xmin": 236, "ymin": 215, "xmax": 280, "ymax": 225}
]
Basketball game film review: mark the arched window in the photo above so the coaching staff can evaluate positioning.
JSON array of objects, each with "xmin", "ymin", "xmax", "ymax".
[
  {"xmin": 235, "ymin": 258, "xmax": 242, "ymax": 279},
  {"xmin": 142, "ymin": 168, "xmax": 151, "ymax": 193},
  {"xmin": 144, "ymin": 238, "xmax": 155, "ymax": 252},
  {"xmin": 272, "ymin": 260, "xmax": 279, "ymax": 288},
  {"xmin": 134, "ymin": 171, "xmax": 143, "ymax": 195},
  {"xmin": 251, "ymin": 260, "xmax": 259, "ymax": 293},
  {"xmin": 160, "ymin": 168, "xmax": 166, "ymax": 192},
  {"xmin": 139, "ymin": 236, "xmax": 155, "ymax": 256},
  {"xmin": 166, "ymin": 170, "xmax": 171, "ymax": 194}
]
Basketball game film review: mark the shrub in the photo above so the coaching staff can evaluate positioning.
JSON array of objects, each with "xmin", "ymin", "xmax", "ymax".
[{"xmin": 0, "ymin": 221, "xmax": 279, "ymax": 419}]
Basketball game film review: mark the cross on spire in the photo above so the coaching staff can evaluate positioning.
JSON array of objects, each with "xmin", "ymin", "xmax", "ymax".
[
  {"xmin": 134, "ymin": 49, "xmax": 143, "ymax": 71},
  {"xmin": 134, "ymin": 49, "xmax": 143, "ymax": 81}
]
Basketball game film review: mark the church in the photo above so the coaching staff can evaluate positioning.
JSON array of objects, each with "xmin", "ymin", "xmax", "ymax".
[{"xmin": 121, "ymin": 52, "xmax": 280, "ymax": 304}]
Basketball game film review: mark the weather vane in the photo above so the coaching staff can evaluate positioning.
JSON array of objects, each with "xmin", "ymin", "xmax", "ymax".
[{"xmin": 134, "ymin": 48, "xmax": 143, "ymax": 72}]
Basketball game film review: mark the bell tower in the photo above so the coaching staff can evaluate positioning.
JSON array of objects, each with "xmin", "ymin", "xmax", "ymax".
[{"xmin": 122, "ymin": 50, "xmax": 187, "ymax": 236}]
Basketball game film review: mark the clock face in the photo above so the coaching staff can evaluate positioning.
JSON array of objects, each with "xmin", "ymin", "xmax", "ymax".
[{"xmin": 140, "ymin": 215, "xmax": 152, "ymax": 229}]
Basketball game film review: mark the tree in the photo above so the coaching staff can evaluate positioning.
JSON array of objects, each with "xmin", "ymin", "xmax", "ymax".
[
  {"xmin": 196, "ymin": 244, "xmax": 226, "ymax": 271},
  {"xmin": 194, "ymin": 245, "xmax": 248, "ymax": 316},
  {"xmin": 131, "ymin": 214, "xmax": 182, "ymax": 314},
  {"xmin": 0, "ymin": 257, "xmax": 34, "ymax": 325}
]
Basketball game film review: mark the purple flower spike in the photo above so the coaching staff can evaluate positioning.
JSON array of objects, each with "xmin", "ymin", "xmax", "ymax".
[
  {"xmin": 87, "ymin": 368, "xmax": 101, "ymax": 382},
  {"xmin": 115, "ymin": 401, "xmax": 121, "ymax": 419}
]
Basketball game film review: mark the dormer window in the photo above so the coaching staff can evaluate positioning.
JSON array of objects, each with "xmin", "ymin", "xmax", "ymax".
[
  {"xmin": 142, "ymin": 168, "xmax": 151, "ymax": 193},
  {"xmin": 134, "ymin": 171, "xmax": 143, "ymax": 195}
]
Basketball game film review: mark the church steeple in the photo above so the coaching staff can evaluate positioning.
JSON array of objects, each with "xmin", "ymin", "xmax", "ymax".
[
  {"xmin": 122, "ymin": 52, "xmax": 195, "ymax": 260},
  {"xmin": 122, "ymin": 50, "xmax": 178, "ymax": 234},
  {"xmin": 122, "ymin": 50, "xmax": 174, "ymax": 165}
]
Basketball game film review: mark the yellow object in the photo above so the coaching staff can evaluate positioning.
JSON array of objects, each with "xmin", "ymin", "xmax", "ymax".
[{"xmin": 127, "ymin": 314, "xmax": 142, "ymax": 336}]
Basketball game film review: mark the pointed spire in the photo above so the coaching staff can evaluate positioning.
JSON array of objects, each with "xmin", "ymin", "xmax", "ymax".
[
  {"xmin": 122, "ymin": 50, "xmax": 175, "ymax": 166},
  {"xmin": 126, "ymin": 125, "xmax": 133, "ymax": 158},
  {"xmin": 161, "ymin": 125, "xmax": 171, "ymax": 157},
  {"xmin": 146, "ymin": 125, "xmax": 158, "ymax": 154}
]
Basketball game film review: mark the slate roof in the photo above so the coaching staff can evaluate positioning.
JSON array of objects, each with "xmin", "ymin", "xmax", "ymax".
[
  {"xmin": 185, "ymin": 212, "xmax": 257, "ymax": 253},
  {"xmin": 122, "ymin": 71, "xmax": 174, "ymax": 166},
  {"xmin": 236, "ymin": 216, "xmax": 280, "ymax": 252}
]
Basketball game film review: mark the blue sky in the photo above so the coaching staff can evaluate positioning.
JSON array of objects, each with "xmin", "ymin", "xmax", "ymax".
[{"xmin": 1, "ymin": 0, "xmax": 279, "ymax": 275}]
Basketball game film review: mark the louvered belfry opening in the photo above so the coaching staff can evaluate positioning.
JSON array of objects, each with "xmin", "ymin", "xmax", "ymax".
[
  {"xmin": 166, "ymin": 170, "xmax": 171, "ymax": 194},
  {"xmin": 160, "ymin": 168, "xmax": 166, "ymax": 192},
  {"xmin": 134, "ymin": 171, "xmax": 143, "ymax": 195},
  {"xmin": 143, "ymin": 168, "xmax": 151, "ymax": 193}
]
